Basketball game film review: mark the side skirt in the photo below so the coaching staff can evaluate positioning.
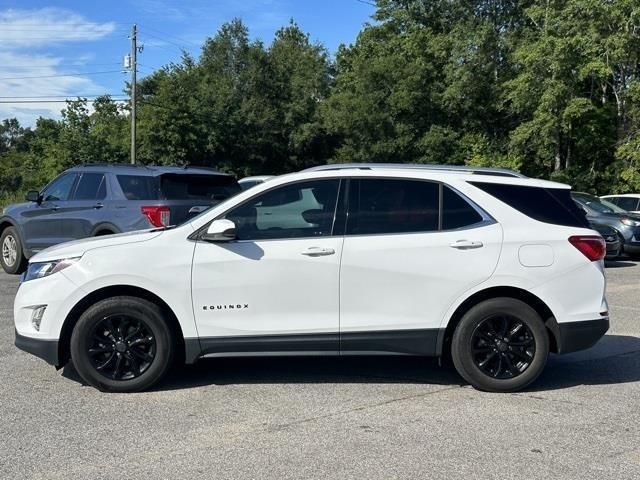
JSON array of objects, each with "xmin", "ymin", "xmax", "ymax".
[{"xmin": 186, "ymin": 329, "xmax": 443, "ymax": 363}]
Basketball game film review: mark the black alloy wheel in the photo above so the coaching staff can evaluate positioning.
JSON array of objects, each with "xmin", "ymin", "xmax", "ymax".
[
  {"xmin": 88, "ymin": 315, "xmax": 156, "ymax": 380},
  {"xmin": 451, "ymin": 297, "xmax": 549, "ymax": 392},
  {"xmin": 470, "ymin": 315, "xmax": 535, "ymax": 379},
  {"xmin": 71, "ymin": 296, "xmax": 174, "ymax": 393}
]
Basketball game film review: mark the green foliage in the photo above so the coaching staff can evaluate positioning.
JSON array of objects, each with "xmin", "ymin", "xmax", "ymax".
[{"xmin": 2, "ymin": 4, "xmax": 640, "ymax": 207}]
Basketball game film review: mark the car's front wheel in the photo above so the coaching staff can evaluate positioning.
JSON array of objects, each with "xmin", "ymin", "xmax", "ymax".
[
  {"xmin": 70, "ymin": 296, "xmax": 174, "ymax": 392},
  {"xmin": 451, "ymin": 297, "xmax": 549, "ymax": 392},
  {"xmin": 1, "ymin": 226, "xmax": 27, "ymax": 274}
]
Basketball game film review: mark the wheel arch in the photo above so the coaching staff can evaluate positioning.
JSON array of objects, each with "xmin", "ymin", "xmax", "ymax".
[
  {"xmin": 90, "ymin": 222, "xmax": 121, "ymax": 236},
  {"xmin": 0, "ymin": 217, "xmax": 31, "ymax": 266},
  {"xmin": 437, "ymin": 286, "xmax": 559, "ymax": 357},
  {"xmin": 59, "ymin": 284, "xmax": 197, "ymax": 367}
]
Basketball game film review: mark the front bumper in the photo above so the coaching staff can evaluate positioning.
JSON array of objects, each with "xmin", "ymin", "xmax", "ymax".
[
  {"xmin": 15, "ymin": 329, "xmax": 60, "ymax": 366},
  {"xmin": 547, "ymin": 318, "xmax": 609, "ymax": 354}
]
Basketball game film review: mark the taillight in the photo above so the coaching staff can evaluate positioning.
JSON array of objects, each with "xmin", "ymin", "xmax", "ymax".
[
  {"xmin": 568, "ymin": 235, "xmax": 606, "ymax": 261},
  {"xmin": 141, "ymin": 206, "xmax": 170, "ymax": 227}
]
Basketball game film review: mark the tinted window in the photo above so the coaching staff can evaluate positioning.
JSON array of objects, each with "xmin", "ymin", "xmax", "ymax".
[
  {"xmin": 73, "ymin": 173, "xmax": 106, "ymax": 200},
  {"xmin": 442, "ymin": 186, "xmax": 483, "ymax": 229},
  {"xmin": 225, "ymin": 180, "xmax": 340, "ymax": 240},
  {"xmin": 616, "ymin": 197, "xmax": 640, "ymax": 211},
  {"xmin": 471, "ymin": 182, "xmax": 589, "ymax": 228},
  {"xmin": 161, "ymin": 174, "xmax": 240, "ymax": 201},
  {"xmin": 347, "ymin": 179, "xmax": 439, "ymax": 235},
  {"xmin": 117, "ymin": 175, "xmax": 158, "ymax": 200},
  {"xmin": 42, "ymin": 174, "xmax": 77, "ymax": 202}
]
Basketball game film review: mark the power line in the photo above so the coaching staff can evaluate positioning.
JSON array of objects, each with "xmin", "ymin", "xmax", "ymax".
[
  {"xmin": 137, "ymin": 24, "xmax": 199, "ymax": 47},
  {"xmin": 0, "ymin": 70, "xmax": 125, "ymax": 81},
  {"xmin": 0, "ymin": 94, "xmax": 127, "ymax": 99},
  {"xmin": 0, "ymin": 62, "xmax": 121, "ymax": 69},
  {"xmin": 0, "ymin": 99, "xmax": 128, "ymax": 104},
  {"xmin": 138, "ymin": 30, "xmax": 191, "ymax": 52}
]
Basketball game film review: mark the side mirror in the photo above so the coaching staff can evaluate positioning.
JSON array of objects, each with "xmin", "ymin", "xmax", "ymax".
[
  {"xmin": 202, "ymin": 219, "xmax": 236, "ymax": 242},
  {"xmin": 25, "ymin": 191, "xmax": 41, "ymax": 203}
]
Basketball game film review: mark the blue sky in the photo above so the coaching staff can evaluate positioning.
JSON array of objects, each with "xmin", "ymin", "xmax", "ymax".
[{"xmin": 0, "ymin": 0, "xmax": 375, "ymax": 125}]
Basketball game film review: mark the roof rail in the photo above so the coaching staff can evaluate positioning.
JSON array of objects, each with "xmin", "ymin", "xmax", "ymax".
[
  {"xmin": 303, "ymin": 163, "xmax": 526, "ymax": 178},
  {"xmin": 76, "ymin": 162, "xmax": 150, "ymax": 169}
]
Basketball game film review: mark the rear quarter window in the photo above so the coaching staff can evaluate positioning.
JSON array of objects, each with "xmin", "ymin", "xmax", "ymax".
[
  {"xmin": 160, "ymin": 174, "xmax": 241, "ymax": 201},
  {"xmin": 117, "ymin": 175, "xmax": 158, "ymax": 200},
  {"xmin": 470, "ymin": 182, "xmax": 589, "ymax": 228}
]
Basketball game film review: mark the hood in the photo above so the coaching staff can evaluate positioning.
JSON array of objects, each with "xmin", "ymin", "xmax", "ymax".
[
  {"xmin": 30, "ymin": 229, "xmax": 163, "ymax": 263},
  {"xmin": 589, "ymin": 222, "xmax": 615, "ymax": 235},
  {"xmin": 2, "ymin": 201, "xmax": 32, "ymax": 216}
]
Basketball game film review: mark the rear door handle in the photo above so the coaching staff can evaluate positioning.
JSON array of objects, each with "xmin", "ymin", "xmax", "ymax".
[
  {"xmin": 93, "ymin": 203, "xmax": 104, "ymax": 209},
  {"xmin": 450, "ymin": 240, "xmax": 484, "ymax": 250},
  {"xmin": 301, "ymin": 247, "xmax": 335, "ymax": 257}
]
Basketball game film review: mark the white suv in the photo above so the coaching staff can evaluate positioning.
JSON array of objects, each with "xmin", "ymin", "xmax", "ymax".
[{"xmin": 14, "ymin": 165, "xmax": 609, "ymax": 393}]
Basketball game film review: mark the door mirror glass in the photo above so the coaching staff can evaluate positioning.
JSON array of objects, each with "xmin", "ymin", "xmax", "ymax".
[
  {"xmin": 25, "ymin": 190, "xmax": 41, "ymax": 203},
  {"xmin": 202, "ymin": 219, "xmax": 237, "ymax": 242}
]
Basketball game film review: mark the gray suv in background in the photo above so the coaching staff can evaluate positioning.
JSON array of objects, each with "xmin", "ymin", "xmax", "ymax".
[{"xmin": 0, "ymin": 164, "xmax": 240, "ymax": 274}]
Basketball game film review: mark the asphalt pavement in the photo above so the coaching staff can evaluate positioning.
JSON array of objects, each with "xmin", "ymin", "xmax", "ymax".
[{"xmin": 1, "ymin": 261, "xmax": 639, "ymax": 479}]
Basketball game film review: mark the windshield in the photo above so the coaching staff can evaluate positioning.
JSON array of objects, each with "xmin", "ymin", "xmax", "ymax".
[
  {"xmin": 574, "ymin": 194, "xmax": 621, "ymax": 214},
  {"xmin": 599, "ymin": 197, "xmax": 627, "ymax": 213}
]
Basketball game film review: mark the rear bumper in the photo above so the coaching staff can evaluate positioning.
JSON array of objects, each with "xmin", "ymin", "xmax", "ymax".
[
  {"xmin": 15, "ymin": 330, "xmax": 60, "ymax": 366},
  {"xmin": 547, "ymin": 318, "xmax": 609, "ymax": 354}
]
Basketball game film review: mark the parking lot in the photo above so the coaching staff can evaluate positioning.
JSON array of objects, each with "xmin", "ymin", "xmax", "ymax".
[{"xmin": 0, "ymin": 263, "xmax": 639, "ymax": 480}]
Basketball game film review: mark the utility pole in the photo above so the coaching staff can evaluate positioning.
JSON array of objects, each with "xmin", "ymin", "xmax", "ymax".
[{"xmin": 130, "ymin": 24, "xmax": 137, "ymax": 164}]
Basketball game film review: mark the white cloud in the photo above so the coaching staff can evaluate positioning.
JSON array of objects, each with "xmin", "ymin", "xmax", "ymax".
[
  {"xmin": 0, "ymin": 8, "xmax": 119, "ymax": 125},
  {"xmin": 0, "ymin": 8, "xmax": 115, "ymax": 48}
]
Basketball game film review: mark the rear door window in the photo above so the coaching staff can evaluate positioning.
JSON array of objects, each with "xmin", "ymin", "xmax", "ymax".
[
  {"xmin": 346, "ymin": 179, "xmax": 440, "ymax": 235},
  {"xmin": 160, "ymin": 174, "xmax": 241, "ymax": 201},
  {"xmin": 471, "ymin": 182, "xmax": 589, "ymax": 228},
  {"xmin": 117, "ymin": 175, "xmax": 158, "ymax": 200},
  {"xmin": 73, "ymin": 173, "xmax": 106, "ymax": 200}
]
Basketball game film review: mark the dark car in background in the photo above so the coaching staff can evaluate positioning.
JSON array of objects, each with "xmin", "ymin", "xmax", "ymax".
[
  {"xmin": 572, "ymin": 192, "xmax": 640, "ymax": 258},
  {"xmin": 0, "ymin": 164, "xmax": 241, "ymax": 274}
]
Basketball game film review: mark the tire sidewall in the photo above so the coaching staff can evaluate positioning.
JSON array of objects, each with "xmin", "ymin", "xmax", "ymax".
[
  {"xmin": 70, "ymin": 297, "xmax": 174, "ymax": 393},
  {"xmin": 452, "ymin": 298, "xmax": 549, "ymax": 392},
  {"xmin": 1, "ymin": 227, "xmax": 26, "ymax": 274}
]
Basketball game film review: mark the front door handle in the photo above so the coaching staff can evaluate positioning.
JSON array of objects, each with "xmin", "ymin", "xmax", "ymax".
[
  {"xmin": 51, "ymin": 205, "xmax": 60, "ymax": 211},
  {"xmin": 450, "ymin": 240, "xmax": 484, "ymax": 250},
  {"xmin": 301, "ymin": 247, "xmax": 335, "ymax": 257},
  {"xmin": 93, "ymin": 203, "xmax": 104, "ymax": 209}
]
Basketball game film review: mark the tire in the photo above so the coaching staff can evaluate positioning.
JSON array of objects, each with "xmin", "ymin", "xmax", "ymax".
[
  {"xmin": 0, "ymin": 226, "xmax": 27, "ymax": 274},
  {"xmin": 451, "ymin": 297, "xmax": 549, "ymax": 393},
  {"xmin": 70, "ymin": 296, "xmax": 174, "ymax": 393}
]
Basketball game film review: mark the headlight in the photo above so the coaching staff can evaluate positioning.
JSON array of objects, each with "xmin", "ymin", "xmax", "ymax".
[
  {"xmin": 621, "ymin": 217, "xmax": 640, "ymax": 227},
  {"xmin": 23, "ymin": 257, "xmax": 81, "ymax": 282}
]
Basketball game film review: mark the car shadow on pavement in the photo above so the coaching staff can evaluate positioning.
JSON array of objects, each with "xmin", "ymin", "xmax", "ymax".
[
  {"xmin": 61, "ymin": 334, "xmax": 640, "ymax": 393},
  {"xmin": 530, "ymin": 334, "xmax": 640, "ymax": 391},
  {"xmin": 156, "ymin": 355, "xmax": 464, "ymax": 391}
]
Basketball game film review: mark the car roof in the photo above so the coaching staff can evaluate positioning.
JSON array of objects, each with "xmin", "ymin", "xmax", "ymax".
[
  {"xmin": 66, "ymin": 164, "xmax": 233, "ymax": 177},
  {"xmin": 601, "ymin": 194, "xmax": 640, "ymax": 198},
  {"xmin": 295, "ymin": 164, "xmax": 569, "ymax": 189},
  {"xmin": 304, "ymin": 163, "xmax": 527, "ymax": 178}
]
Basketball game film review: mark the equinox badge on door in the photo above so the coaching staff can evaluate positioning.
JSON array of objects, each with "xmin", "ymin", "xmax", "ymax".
[{"xmin": 202, "ymin": 304, "xmax": 249, "ymax": 311}]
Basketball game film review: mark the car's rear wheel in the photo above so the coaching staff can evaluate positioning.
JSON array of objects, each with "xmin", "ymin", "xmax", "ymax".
[
  {"xmin": 0, "ymin": 226, "xmax": 27, "ymax": 274},
  {"xmin": 70, "ymin": 296, "xmax": 174, "ymax": 392},
  {"xmin": 451, "ymin": 298, "xmax": 549, "ymax": 392}
]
